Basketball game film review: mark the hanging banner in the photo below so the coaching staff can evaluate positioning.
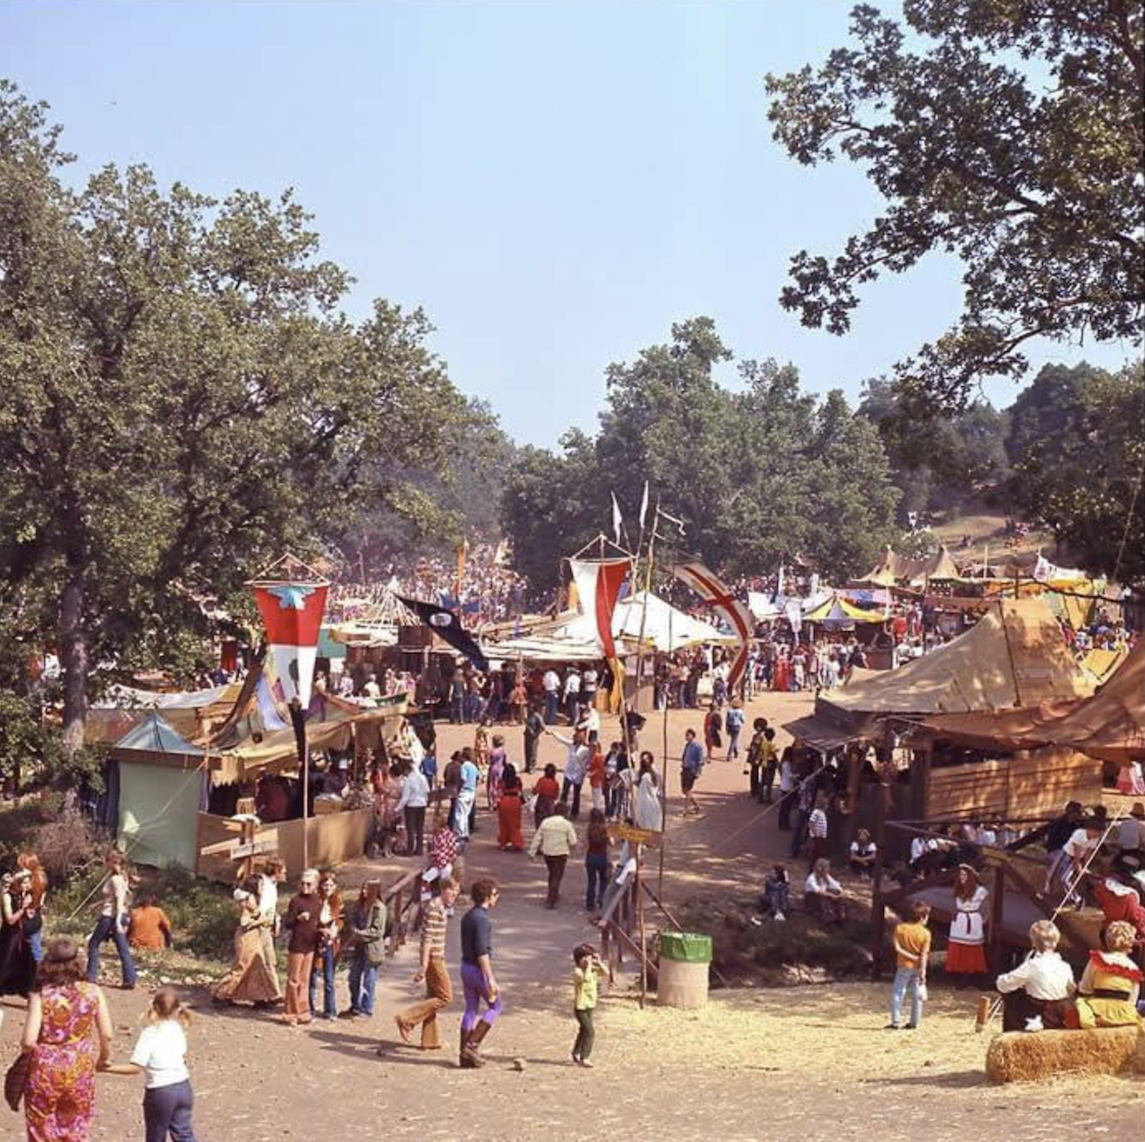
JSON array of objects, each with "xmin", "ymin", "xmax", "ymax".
[
  {"xmin": 668, "ymin": 561, "xmax": 753, "ymax": 690},
  {"xmin": 252, "ymin": 581, "xmax": 330, "ymax": 709},
  {"xmin": 398, "ymin": 596, "xmax": 490, "ymax": 672},
  {"xmin": 570, "ymin": 557, "xmax": 632, "ymax": 660}
]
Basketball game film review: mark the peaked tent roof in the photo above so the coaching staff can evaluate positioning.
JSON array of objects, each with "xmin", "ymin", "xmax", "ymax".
[
  {"xmin": 113, "ymin": 712, "xmax": 204, "ymax": 756},
  {"xmin": 803, "ymin": 593, "xmax": 885, "ymax": 625},
  {"xmin": 858, "ymin": 544, "xmax": 963, "ymax": 586},
  {"xmin": 816, "ymin": 598, "xmax": 1095, "ymax": 734},
  {"xmin": 550, "ymin": 590, "xmax": 734, "ymax": 654}
]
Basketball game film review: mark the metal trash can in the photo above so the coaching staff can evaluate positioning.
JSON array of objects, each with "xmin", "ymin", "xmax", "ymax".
[{"xmin": 657, "ymin": 932, "xmax": 711, "ymax": 1009}]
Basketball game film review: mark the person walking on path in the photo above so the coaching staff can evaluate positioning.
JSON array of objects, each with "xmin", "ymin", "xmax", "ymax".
[
  {"xmin": 725, "ymin": 699, "xmax": 745, "ymax": 763},
  {"xmin": 22, "ymin": 938, "xmax": 115, "ymax": 1141},
  {"xmin": 282, "ymin": 869, "xmax": 321, "ymax": 1026},
  {"xmin": 497, "ymin": 762, "xmax": 526, "ymax": 851},
  {"xmin": 459, "ymin": 878, "xmax": 502, "ymax": 1068},
  {"xmin": 680, "ymin": 729, "xmax": 705, "ymax": 817},
  {"xmin": 584, "ymin": 809, "xmax": 611, "ymax": 912},
  {"xmin": 548, "ymin": 727, "xmax": 588, "ymax": 819},
  {"xmin": 86, "ymin": 850, "xmax": 137, "ymax": 990},
  {"xmin": 530, "ymin": 802, "xmax": 580, "ymax": 908},
  {"xmin": 532, "ymin": 763, "xmax": 561, "ymax": 829},
  {"xmin": 571, "ymin": 942, "xmax": 606, "ymax": 1067},
  {"xmin": 523, "ymin": 703, "xmax": 545, "ymax": 773},
  {"xmin": 210, "ymin": 876, "xmax": 278, "ymax": 1007},
  {"xmin": 888, "ymin": 901, "xmax": 931, "ymax": 1030},
  {"xmin": 256, "ymin": 858, "xmax": 286, "ymax": 1003},
  {"xmin": 394, "ymin": 876, "xmax": 459, "ymax": 1050},
  {"xmin": 396, "ymin": 761, "xmax": 430, "ymax": 856}
]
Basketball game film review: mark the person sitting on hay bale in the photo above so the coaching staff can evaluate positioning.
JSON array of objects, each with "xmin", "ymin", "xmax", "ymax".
[
  {"xmin": 1073, "ymin": 921, "xmax": 1144, "ymax": 1029},
  {"xmin": 995, "ymin": 920, "xmax": 1075, "ymax": 1032}
]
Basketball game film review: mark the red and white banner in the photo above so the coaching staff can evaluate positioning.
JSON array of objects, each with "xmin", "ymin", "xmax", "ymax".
[
  {"xmin": 253, "ymin": 582, "xmax": 329, "ymax": 709},
  {"xmin": 570, "ymin": 557, "xmax": 631, "ymax": 660},
  {"xmin": 669, "ymin": 561, "xmax": 753, "ymax": 690}
]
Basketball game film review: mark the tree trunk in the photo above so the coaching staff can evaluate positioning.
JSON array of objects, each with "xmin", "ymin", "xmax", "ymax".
[{"xmin": 60, "ymin": 570, "xmax": 89, "ymax": 761}]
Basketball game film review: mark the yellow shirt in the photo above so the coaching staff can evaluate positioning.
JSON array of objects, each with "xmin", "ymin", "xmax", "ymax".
[
  {"xmin": 894, "ymin": 921, "xmax": 931, "ymax": 969},
  {"xmin": 574, "ymin": 964, "xmax": 602, "ymax": 1010}
]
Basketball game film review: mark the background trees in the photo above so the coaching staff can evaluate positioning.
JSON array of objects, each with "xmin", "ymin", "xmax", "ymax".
[
  {"xmin": 765, "ymin": 1, "xmax": 1143, "ymax": 412},
  {"xmin": 501, "ymin": 319, "xmax": 900, "ymax": 592}
]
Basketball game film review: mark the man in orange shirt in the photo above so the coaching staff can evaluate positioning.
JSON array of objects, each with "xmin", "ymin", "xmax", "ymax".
[
  {"xmin": 128, "ymin": 895, "xmax": 174, "ymax": 951},
  {"xmin": 888, "ymin": 900, "xmax": 931, "ymax": 1030}
]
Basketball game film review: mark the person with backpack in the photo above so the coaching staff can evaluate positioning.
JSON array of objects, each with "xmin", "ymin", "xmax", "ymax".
[{"xmin": 725, "ymin": 699, "xmax": 746, "ymax": 764}]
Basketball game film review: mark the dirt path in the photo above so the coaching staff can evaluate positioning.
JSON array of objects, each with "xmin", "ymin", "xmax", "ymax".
[{"xmin": 3, "ymin": 691, "xmax": 1142, "ymax": 1139}]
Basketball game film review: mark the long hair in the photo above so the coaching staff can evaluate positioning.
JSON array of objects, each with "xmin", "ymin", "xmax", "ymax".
[
  {"xmin": 953, "ymin": 864, "xmax": 981, "ymax": 902},
  {"xmin": 145, "ymin": 986, "xmax": 192, "ymax": 1028}
]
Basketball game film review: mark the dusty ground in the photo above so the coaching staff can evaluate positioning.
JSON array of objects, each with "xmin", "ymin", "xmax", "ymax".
[{"xmin": 3, "ymin": 691, "xmax": 1142, "ymax": 1140}]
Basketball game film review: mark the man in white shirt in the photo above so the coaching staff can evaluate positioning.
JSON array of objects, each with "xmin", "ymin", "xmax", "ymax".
[
  {"xmin": 396, "ymin": 763, "xmax": 430, "ymax": 856},
  {"xmin": 548, "ymin": 727, "xmax": 588, "ymax": 819},
  {"xmin": 563, "ymin": 668, "xmax": 582, "ymax": 727},
  {"xmin": 257, "ymin": 858, "xmax": 286, "ymax": 1001},
  {"xmin": 542, "ymin": 669, "xmax": 561, "ymax": 724}
]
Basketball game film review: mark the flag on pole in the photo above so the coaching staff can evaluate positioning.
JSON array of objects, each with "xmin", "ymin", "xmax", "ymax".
[
  {"xmin": 638, "ymin": 481, "xmax": 649, "ymax": 531},
  {"xmin": 398, "ymin": 596, "xmax": 490, "ymax": 672},
  {"xmin": 657, "ymin": 508, "xmax": 686, "ymax": 537},
  {"xmin": 570, "ymin": 556, "xmax": 632, "ymax": 660},
  {"xmin": 611, "ymin": 492, "xmax": 624, "ymax": 547},
  {"xmin": 668, "ymin": 561, "xmax": 753, "ymax": 690},
  {"xmin": 252, "ymin": 580, "xmax": 330, "ymax": 709}
]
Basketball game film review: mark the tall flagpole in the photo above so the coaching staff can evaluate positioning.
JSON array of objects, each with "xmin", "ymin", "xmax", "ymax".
[
  {"xmin": 631, "ymin": 498, "xmax": 660, "ymax": 717},
  {"xmin": 658, "ymin": 595, "xmax": 671, "ymax": 900}
]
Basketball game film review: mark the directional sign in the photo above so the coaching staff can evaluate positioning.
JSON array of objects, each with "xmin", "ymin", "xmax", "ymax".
[
  {"xmin": 200, "ymin": 829, "xmax": 279, "ymax": 860},
  {"xmin": 607, "ymin": 822, "xmax": 660, "ymax": 848}
]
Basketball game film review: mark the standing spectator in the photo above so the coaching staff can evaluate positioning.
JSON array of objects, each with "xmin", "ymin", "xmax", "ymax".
[
  {"xmin": 308, "ymin": 871, "xmax": 343, "ymax": 1020},
  {"xmin": 21, "ymin": 938, "xmax": 114, "ymax": 1140},
  {"xmin": 442, "ymin": 751, "xmax": 463, "ymax": 833},
  {"xmin": 256, "ymin": 858, "xmax": 286, "ymax": 1002},
  {"xmin": 777, "ymin": 746, "xmax": 797, "ymax": 825},
  {"xmin": 396, "ymin": 761, "xmax": 430, "ymax": 857},
  {"xmin": 888, "ymin": 901, "xmax": 931, "ymax": 1030},
  {"xmin": 946, "ymin": 865, "xmax": 989, "ymax": 986},
  {"xmin": 345, "ymin": 880, "xmax": 387, "ymax": 1019},
  {"xmin": 1, "ymin": 871, "xmax": 35, "ymax": 998},
  {"xmin": 542, "ymin": 668, "xmax": 561, "ymax": 725},
  {"xmin": 587, "ymin": 738, "xmax": 607, "ymax": 814},
  {"xmin": 497, "ymin": 763, "xmax": 526, "ymax": 851},
  {"xmin": 529, "ymin": 802, "xmax": 579, "ymax": 908},
  {"xmin": 760, "ymin": 730, "xmax": 779, "ymax": 804},
  {"xmin": 17, "ymin": 853, "xmax": 48, "ymax": 964},
  {"xmin": 508, "ymin": 676, "xmax": 528, "ymax": 725},
  {"xmin": 532, "ymin": 763, "xmax": 561, "ymax": 830},
  {"xmin": 211, "ymin": 877, "xmax": 277, "ymax": 1007},
  {"xmin": 283, "ymin": 869, "xmax": 321, "ymax": 1027},
  {"xmin": 570, "ymin": 943, "xmax": 606, "ymax": 1067},
  {"xmin": 395, "ymin": 876, "xmax": 460, "ymax": 1050},
  {"xmin": 86, "ymin": 851, "xmax": 137, "ymax": 990},
  {"xmin": 680, "ymin": 729, "xmax": 705, "ymax": 817},
  {"xmin": 584, "ymin": 809, "xmax": 611, "ymax": 912},
  {"xmin": 789, "ymin": 767, "xmax": 817, "ymax": 859},
  {"xmin": 449, "ymin": 666, "xmax": 465, "ymax": 724},
  {"xmin": 725, "ymin": 699, "xmax": 746, "ymax": 765},
  {"xmin": 459, "ymin": 878, "xmax": 503, "ymax": 1068},
  {"xmin": 703, "ymin": 703, "xmax": 722, "ymax": 762},
  {"xmin": 581, "ymin": 665, "xmax": 599, "ymax": 712},
  {"xmin": 523, "ymin": 703, "xmax": 545, "ymax": 774},
  {"xmin": 806, "ymin": 792, "xmax": 830, "ymax": 868},
  {"xmin": 634, "ymin": 752, "xmax": 663, "ymax": 832},
  {"xmin": 563, "ymin": 667, "xmax": 582, "ymax": 727},
  {"xmin": 453, "ymin": 750, "xmax": 480, "ymax": 845}
]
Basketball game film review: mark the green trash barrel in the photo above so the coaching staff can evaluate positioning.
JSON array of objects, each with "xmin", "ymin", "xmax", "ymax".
[{"xmin": 657, "ymin": 931, "xmax": 711, "ymax": 1009}]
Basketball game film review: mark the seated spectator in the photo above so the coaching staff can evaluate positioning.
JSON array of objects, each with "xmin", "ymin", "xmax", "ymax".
[
  {"xmin": 1090, "ymin": 856, "xmax": 1145, "ymax": 944},
  {"xmin": 995, "ymin": 920, "xmax": 1075, "ymax": 1032},
  {"xmin": 849, "ymin": 829, "xmax": 877, "ymax": 878},
  {"xmin": 760, "ymin": 866, "xmax": 790, "ymax": 921},
  {"xmin": 804, "ymin": 858, "xmax": 846, "ymax": 926},
  {"xmin": 1074, "ymin": 921, "xmax": 1144, "ymax": 1029},
  {"xmin": 128, "ymin": 895, "xmax": 173, "ymax": 951}
]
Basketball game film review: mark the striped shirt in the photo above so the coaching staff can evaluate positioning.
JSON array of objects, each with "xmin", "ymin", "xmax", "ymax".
[
  {"xmin": 808, "ymin": 808, "xmax": 828, "ymax": 839},
  {"xmin": 421, "ymin": 898, "xmax": 448, "ymax": 959}
]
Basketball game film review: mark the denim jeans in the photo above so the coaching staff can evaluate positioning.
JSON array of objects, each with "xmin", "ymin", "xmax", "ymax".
[
  {"xmin": 308, "ymin": 945, "xmax": 337, "ymax": 1019},
  {"xmin": 86, "ymin": 914, "xmax": 137, "ymax": 986},
  {"xmin": 560, "ymin": 778, "xmax": 582, "ymax": 819},
  {"xmin": 890, "ymin": 967, "xmax": 923, "ymax": 1028},
  {"xmin": 544, "ymin": 692, "xmax": 559, "ymax": 724},
  {"xmin": 727, "ymin": 730, "xmax": 741, "ymax": 760},
  {"xmin": 347, "ymin": 949, "xmax": 379, "ymax": 1016},
  {"xmin": 585, "ymin": 853, "xmax": 609, "ymax": 910},
  {"xmin": 143, "ymin": 1079, "xmax": 198, "ymax": 1142}
]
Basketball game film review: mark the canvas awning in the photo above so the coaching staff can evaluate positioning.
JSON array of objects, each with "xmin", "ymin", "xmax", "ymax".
[{"xmin": 803, "ymin": 593, "xmax": 885, "ymax": 626}]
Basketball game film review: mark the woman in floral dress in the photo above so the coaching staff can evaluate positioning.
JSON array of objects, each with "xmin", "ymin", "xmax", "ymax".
[{"xmin": 21, "ymin": 937, "xmax": 114, "ymax": 1142}]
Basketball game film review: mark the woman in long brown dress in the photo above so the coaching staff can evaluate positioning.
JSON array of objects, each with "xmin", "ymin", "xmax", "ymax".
[{"xmin": 212, "ymin": 876, "xmax": 279, "ymax": 1006}]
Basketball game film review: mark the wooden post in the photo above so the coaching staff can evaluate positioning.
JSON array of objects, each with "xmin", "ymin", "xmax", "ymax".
[
  {"xmin": 989, "ymin": 864, "xmax": 1006, "ymax": 974},
  {"xmin": 636, "ymin": 846, "xmax": 647, "ymax": 1009},
  {"xmin": 871, "ymin": 830, "xmax": 886, "ymax": 979}
]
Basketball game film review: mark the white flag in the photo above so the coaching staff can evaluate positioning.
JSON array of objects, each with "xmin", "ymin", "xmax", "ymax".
[
  {"xmin": 611, "ymin": 492, "xmax": 623, "ymax": 546},
  {"xmin": 638, "ymin": 481, "xmax": 650, "ymax": 530}
]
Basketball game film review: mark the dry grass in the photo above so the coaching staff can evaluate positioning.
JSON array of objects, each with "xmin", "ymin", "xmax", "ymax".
[{"xmin": 986, "ymin": 1027, "xmax": 1145, "ymax": 1084}]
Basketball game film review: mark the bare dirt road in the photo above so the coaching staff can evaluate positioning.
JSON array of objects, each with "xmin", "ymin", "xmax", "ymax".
[{"xmin": 3, "ymin": 690, "xmax": 1142, "ymax": 1139}]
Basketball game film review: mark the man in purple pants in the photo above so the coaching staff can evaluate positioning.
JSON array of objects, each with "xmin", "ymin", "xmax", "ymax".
[{"xmin": 459, "ymin": 877, "xmax": 502, "ymax": 1068}]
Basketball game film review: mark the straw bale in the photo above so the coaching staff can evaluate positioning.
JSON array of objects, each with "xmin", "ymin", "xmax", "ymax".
[{"xmin": 985, "ymin": 1027, "xmax": 1145, "ymax": 1083}]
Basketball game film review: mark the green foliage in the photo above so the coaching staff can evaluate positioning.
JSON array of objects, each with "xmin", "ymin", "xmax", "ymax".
[
  {"xmin": 0, "ymin": 81, "xmax": 473, "ymax": 745},
  {"xmin": 1005, "ymin": 361, "xmax": 1145, "ymax": 585},
  {"xmin": 766, "ymin": 2, "xmax": 1143, "ymax": 410},
  {"xmin": 501, "ymin": 319, "xmax": 900, "ymax": 589},
  {"xmin": 859, "ymin": 377, "xmax": 1011, "ymax": 519}
]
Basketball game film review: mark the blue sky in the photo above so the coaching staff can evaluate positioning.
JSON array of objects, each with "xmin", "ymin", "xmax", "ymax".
[{"xmin": 2, "ymin": 1, "xmax": 1130, "ymax": 445}]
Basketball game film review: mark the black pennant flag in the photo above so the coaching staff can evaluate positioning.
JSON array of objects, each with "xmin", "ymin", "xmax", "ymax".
[{"xmin": 398, "ymin": 596, "xmax": 490, "ymax": 672}]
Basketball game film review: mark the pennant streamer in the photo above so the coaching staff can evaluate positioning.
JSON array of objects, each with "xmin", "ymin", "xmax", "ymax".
[
  {"xmin": 399, "ymin": 595, "xmax": 490, "ymax": 672},
  {"xmin": 668, "ymin": 561, "xmax": 753, "ymax": 690},
  {"xmin": 252, "ymin": 581, "xmax": 329, "ymax": 708},
  {"xmin": 570, "ymin": 556, "xmax": 632, "ymax": 660}
]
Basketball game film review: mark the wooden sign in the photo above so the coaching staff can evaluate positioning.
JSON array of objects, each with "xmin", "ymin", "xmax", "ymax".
[
  {"xmin": 200, "ymin": 828, "xmax": 279, "ymax": 860},
  {"xmin": 607, "ymin": 822, "xmax": 660, "ymax": 848}
]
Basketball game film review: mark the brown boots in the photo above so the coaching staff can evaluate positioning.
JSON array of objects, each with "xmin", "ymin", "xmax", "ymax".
[{"xmin": 459, "ymin": 1020, "xmax": 491, "ymax": 1068}]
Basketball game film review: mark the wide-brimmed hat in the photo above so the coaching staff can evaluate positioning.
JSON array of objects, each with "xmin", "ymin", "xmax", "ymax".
[{"xmin": 1131, "ymin": 802, "xmax": 1145, "ymax": 819}]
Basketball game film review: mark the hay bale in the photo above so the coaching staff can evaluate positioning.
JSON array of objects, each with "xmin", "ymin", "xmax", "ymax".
[{"xmin": 986, "ymin": 1026, "xmax": 1145, "ymax": 1083}]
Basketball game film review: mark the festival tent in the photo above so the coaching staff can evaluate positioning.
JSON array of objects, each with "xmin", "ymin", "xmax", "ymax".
[
  {"xmin": 802, "ymin": 594, "xmax": 886, "ymax": 626},
  {"xmin": 856, "ymin": 545, "xmax": 963, "ymax": 587},
  {"xmin": 810, "ymin": 597, "xmax": 1096, "ymax": 739},
  {"xmin": 748, "ymin": 591, "xmax": 782, "ymax": 621},
  {"xmin": 87, "ymin": 682, "xmax": 243, "ymax": 744}
]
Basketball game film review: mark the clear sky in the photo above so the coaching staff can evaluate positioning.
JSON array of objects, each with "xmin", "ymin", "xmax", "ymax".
[{"xmin": 1, "ymin": 0, "xmax": 1131, "ymax": 445}]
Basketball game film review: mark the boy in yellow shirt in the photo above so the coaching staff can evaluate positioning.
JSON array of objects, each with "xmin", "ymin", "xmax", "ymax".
[
  {"xmin": 572, "ymin": 942, "xmax": 606, "ymax": 1067},
  {"xmin": 889, "ymin": 901, "xmax": 931, "ymax": 1029}
]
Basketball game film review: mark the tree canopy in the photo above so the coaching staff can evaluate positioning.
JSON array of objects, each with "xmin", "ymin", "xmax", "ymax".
[
  {"xmin": 501, "ymin": 318, "xmax": 900, "ymax": 593},
  {"xmin": 1005, "ymin": 361, "xmax": 1144, "ymax": 585},
  {"xmin": 0, "ymin": 81, "xmax": 474, "ymax": 754},
  {"xmin": 766, "ymin": 1, "xmax": 1144, "ymax": 412}
]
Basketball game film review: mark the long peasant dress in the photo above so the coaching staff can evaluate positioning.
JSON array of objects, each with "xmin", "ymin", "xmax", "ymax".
[
  {"xmin": 211, "ymin": 898, "xmax": 279, "ymax": 1005},
  {"xmin": 946, "ymin": 885, "xmax": 989, "ymax": 975},
  {"xmin": 25, "ymin": 981, "xmax": 101, "ymax": 1142},
  {"xmin": 1075, "ymin": 950, "xmax": 1144, "ymax": 1028}
]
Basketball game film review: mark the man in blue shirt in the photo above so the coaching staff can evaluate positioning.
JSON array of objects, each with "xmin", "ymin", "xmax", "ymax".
[
  {"xmin": 453, "ymin": 751, "xmax": 480, "ymax": 844},
  {"xmin": 681, "ymin": 729, "xmax": 704, "ymax": 817}
]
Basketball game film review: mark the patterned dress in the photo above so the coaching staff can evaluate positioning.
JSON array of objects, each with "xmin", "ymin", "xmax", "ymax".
[{"xmin": 25, "ymin": 982, "xmax": 101, "ymax": 1141}]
